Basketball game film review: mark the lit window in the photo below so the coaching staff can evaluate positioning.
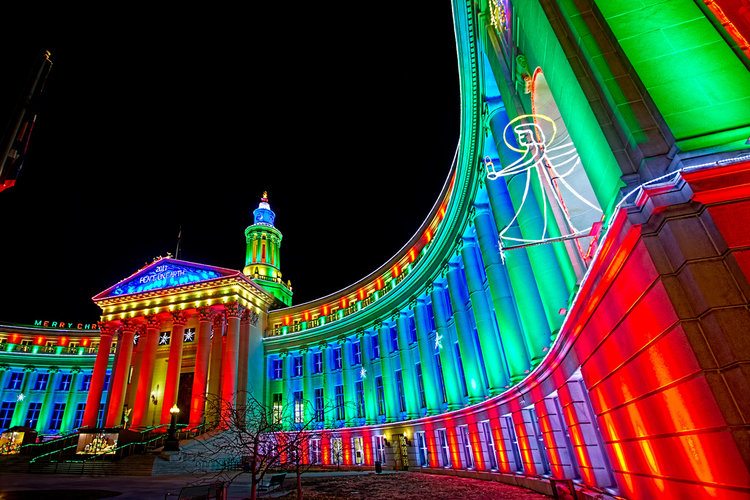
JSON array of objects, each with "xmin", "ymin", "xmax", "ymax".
[
  {"xmin": 333, "ymin": 347, "xmax": 342, "ymax": 370},
  {"xmin": 272, "ymin": 393, "xmax": 283, "ymax": 424},
  {"xmin": 293, "ymin": 356, "xmax": 303, "ymax": 377},
  {"xmin": 331, "ymin": 437, "xmax": 343, "ymax": 465},
  {"xmin": 0, "ymin": 402, "xmax": 16, "ymax": 429},
  {"xmin": 25, "ymin": 402, "xmax": 42, "ymax": 428},
  {"xmin": 314, "ymin": 388, "xmax": 324, "ymax": 422},
  {"xmin": 355, "ymin": 381, "xmax": 365, "ymax": 419},
  {"xmin": 416, "ymin": 431, "xmax": 429, "ymax": 467},
  {"xmin": 80, "ymin": 374, "xmax": 92, "ymax": 391},
  {"xmin": 309, "ymin": 438, "xmax": 321, "ymax": 464},
  {"xmin": 313, "ymin": 352, "xmax": 323, "ymax": 374},
  {"xmin": 481, "ymin": 420, "xmax": 498, "ymax": 470},
  {"xmin": 375, "ymin": 376, "xmax": 385, "ymax": 416},
  {"xmin": 335, "ymin": 385, "xmax": 345, "ymax": 421},
  {"xmin": 437, "ymin": 428, "xmax": 451, "ymax": 467},
  {"xmin": 49, "ymin": 403, "xmax": 66, "ymax": 431},
  {"xmin": 352, "ymin": 341, "xmax": 361, "ymax": 365},
  {"xmin": 416, "ymin": 363, "xmax": 426, "ymax": 409},
  {"xmin": 390, "ymin": 326, "xmax": 399, "ymax": 352},
  {"xmin": 73, "ymin": 403, "xmax": 85, "ymax": 429},
  {"xmin": 408, "ymin": 316, "xmax": 417, "ymax": 344},
  {"xmin": 6, "ymin": 372, "xmax": 24, "ymax": 390},
  {"xmin": 294, "ymin": 391, "xmax": 304, "ymax": 424},
  {"xmin": 459, "ymin": 425, "xmax": 473, "ymax": 469},
  {"xmin": 58, "ymin": 374, "xmax": 73, "ymax": 391},
  {"xmin": 375, "ymin": 435, "xmax": 387, "ymax": 464},
  {"xmin": 395, "ymin": 370, "xmax": 406, "ymax": 413},
  {"xmin": 33, "ymin": 373, "xmax": 49, "ymax": 391}
]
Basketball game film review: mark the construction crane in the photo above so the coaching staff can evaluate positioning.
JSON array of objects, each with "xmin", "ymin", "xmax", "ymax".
[{"xmin": 0, "ymin": 49, "xmax": 53, "ymax": 193}]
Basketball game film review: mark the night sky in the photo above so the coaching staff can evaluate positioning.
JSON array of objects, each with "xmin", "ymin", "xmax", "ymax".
[{"xmin": 0, "ymin": 5, "xmax": 459, "ymax": 324}]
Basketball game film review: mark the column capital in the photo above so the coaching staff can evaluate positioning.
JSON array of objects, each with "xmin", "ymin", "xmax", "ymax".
[
  {"xmin": 23, "ymin": 365, "xmax": 36, "ymax": 373},
  {"xmin": 373, "ymin": 321, "xmax": 383, "ymax": 330},
  {"xmin": 240, "ymin": 308, "xmax": 251, "ymax": 323},
  {"xmin": 145, "ymin": 315, "xmax": 162, "ymax": 329},
  {"xmin": 336, "ymin": 337, "xmax": 349, "ymax": 346},
  {"xmin": 197, "ymin": 307, "xmax": 215, "ymax": 322},
  {"xmin": 408, "ymin": 297, "xmax": 418, "ymax": 310},
  {"xmin": 120, "ymin": 318, "xmax": 138, "ymax": 332},
  {"xmin": 299, "ymin": 346, "xmax": 310, "ymax": 355},
  {"xmin": 212, "ymin": 311, "xmax": 226, "ymax": 327},
  {"xmin": 474, "ymin": 201, "xmax": 492, "ymax": 216},
  {"xmin": 355, "ymin": 329, "xmax": 366, "ymax": 339},
  {"xmin": 279, "ymin": 349, "xmax": 289, "ymax": 359},
  {"xmin": 171, "ymin": 311, "xmax": 187, "ymax": 326},
  {"xmin": 70, "ymin": 366, "xmax": 82, "ymax": 374},
  {"xmin": 99, "ymin": 323, "xmax": 117, "ymax": 337},
  {"xmin": 47, "ymin": 366, "xmax": 60, "ymax": 374},
  {"xmin": 224, "ymin": 301, "xmax": 244, "ymax": 319},
  {"xmin": 462, "ymin": 235, "xmax": 478, "ymax": 247},
  {"xmin": 417, "ymin": 295, "xmax": 430, "ymax": 307},
  {"xmin": 0, "ymin": 364, "xmax": 9, "ymax": 372},
  {"xmin": 249, "ymin": 311, "xmax": 260, "ymax": 327},
  {"xmin": 318, "ymin": 341, "xmax": 329, "ymax": 351}
]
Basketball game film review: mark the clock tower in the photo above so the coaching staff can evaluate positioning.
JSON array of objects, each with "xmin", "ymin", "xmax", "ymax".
[{"xmin": 242, "ymin": 192, "xmax": 293, "ymax": 307}]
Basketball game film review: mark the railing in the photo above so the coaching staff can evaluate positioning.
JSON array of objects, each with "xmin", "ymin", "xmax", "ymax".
[
  {"xmin": 20, "ymin": 431, "xmax": 78, "ymax": 458},
  {"xmin": 27, "ymin": 421, "xmax": 215, "ymax": 474}
]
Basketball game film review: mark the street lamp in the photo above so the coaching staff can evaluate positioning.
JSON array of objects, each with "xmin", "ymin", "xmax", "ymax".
[{"xmin": 164, "ymin": 404, "xmax": 180, "ymax": 452}]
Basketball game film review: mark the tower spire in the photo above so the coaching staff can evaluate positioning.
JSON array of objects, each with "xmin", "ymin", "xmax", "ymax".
[{"xmin": 242, "ymin": 191, "xmax": 292, "ymax": 307}]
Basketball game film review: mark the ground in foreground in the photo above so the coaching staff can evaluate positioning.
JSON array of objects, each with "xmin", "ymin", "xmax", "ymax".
[{"xmin": 279, "ymin": 472, "xmax": 547, "ymax": 500}]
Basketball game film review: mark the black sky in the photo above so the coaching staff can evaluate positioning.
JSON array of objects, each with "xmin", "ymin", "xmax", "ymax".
[{"xmin": 0, "ymin": 5, "xmax": 459, "ymax": 324}]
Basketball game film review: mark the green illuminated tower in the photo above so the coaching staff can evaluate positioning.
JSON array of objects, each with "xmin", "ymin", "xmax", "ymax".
[{"xmin": 243, "ymin": 192, "xmax": 293, "ymax": 307}]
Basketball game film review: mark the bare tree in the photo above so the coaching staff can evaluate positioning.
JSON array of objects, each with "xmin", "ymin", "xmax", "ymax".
[{"xmin": 180, "ymin": 391, "xmax": 353, "ymax": 500}]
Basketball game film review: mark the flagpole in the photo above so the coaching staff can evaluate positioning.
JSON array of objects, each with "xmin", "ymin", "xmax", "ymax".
[{"xmin": 175, "ymin": 225, "xmax": 182, "ymax": 259}]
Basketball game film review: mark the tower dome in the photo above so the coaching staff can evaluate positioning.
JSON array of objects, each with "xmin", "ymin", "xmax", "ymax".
[{"xmin": 243, "ymin": 192, "xmax": 293, "ymax": 307}]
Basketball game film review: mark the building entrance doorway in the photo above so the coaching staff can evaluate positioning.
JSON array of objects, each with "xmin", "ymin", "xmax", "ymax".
[{"xmin": 176, "ymin": 372, "xmax": 193, "ymax": 425}]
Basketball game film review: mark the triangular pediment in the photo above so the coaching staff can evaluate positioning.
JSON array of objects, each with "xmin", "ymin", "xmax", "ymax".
[{"xmin": 93, "ymin": 258, "xmax": 241, "ymax": 300}]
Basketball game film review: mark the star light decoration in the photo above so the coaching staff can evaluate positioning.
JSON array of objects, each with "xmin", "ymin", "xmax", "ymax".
[
  {"xmin": 159, "ymin": 332, "xmax": 171, "ymax": 345},
  {"xmin": 360, "ymin": 367, "xmax": 367, "ymax": 379},
  {"xmin": 434, "ymin": 331, "xmax": 443, "ymax": 351},
  {"xmin": 183, "ymin": 329, "xmax": 195, "ymax": 342},
  {"xmin": 17, "ymin": 393, "xmax": 24, "ymax": 402}
]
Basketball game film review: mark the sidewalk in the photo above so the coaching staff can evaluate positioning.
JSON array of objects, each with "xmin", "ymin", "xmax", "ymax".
[{"xmin": 0, "ymin": 470, "xmax": 401, "ymax": 500}]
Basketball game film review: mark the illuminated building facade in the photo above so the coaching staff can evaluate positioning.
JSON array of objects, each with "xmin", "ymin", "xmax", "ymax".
[
  {"xmin": 0, "ymin": 323, "xmax": 110, "ymax": 434},
  {"xmin": 1, "ymin": 0, "xmax": 749, "ymax": 497}
]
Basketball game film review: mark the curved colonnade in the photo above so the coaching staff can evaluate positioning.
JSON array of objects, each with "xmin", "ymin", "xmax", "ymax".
[{"xmin": 1, "ymin": 1, "xmax": 749, "ymax": 498}]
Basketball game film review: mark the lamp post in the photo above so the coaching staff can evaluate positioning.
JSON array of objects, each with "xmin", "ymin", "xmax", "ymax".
[{"xmin": 164, "ymin": 404, "xmax": 180, "ymax": 451}]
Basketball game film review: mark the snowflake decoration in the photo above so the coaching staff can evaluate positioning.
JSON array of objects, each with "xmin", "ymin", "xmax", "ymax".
[
  {"xmin": 16, "ymin": 393, "xmax": 24, "ymax": 402},
  {"xmin": 434, "ymin": 332, "xmax": 443, "ymax": 351},
  {"xmin": 183, "ymin": 329, "xmax": 195, "ymax": 342},
  {"xmin": 360, "ymin": 367, "xmax": 367, "ymax": 379},
  {"xmin": 159, "ymin": 332, "xmax": 170, "ymax": 345},
  {"xmin": 133, "ymin": 333, "xmax": 140, "ymax": 345}
]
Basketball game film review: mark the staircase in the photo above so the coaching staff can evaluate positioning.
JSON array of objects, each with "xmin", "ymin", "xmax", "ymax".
[{"xmin": 28, "ymin": 452, "xmax": 158, "ymax": 476}]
